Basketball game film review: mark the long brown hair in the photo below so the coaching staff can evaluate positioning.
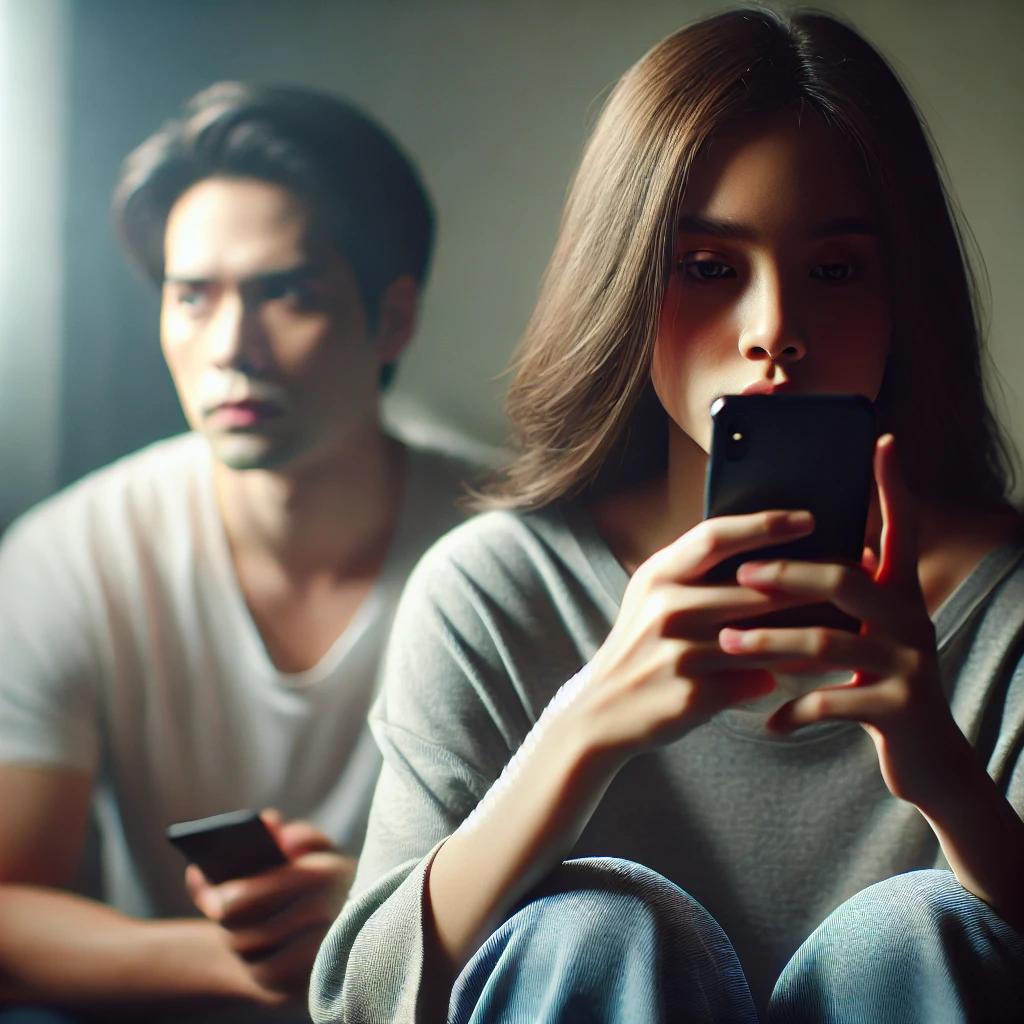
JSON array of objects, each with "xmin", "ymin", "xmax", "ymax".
[{"xmin": 483, "ymin": 7, "xmax": 1015, "ymax": 511}]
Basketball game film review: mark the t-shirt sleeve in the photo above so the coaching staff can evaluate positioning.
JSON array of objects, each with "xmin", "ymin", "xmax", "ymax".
[
  {"xmin": 0, "ymin": 508, "xmax": 101, "ymax": 772},
  {"xmin": 310, "ymin": 521, "xmax": 546, "ymax": 1024}
]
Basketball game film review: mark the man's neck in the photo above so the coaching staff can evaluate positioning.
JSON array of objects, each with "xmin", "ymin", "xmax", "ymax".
[{"xmin": 211, "ymin": 424, "xmax": 406, "ymax": 582}]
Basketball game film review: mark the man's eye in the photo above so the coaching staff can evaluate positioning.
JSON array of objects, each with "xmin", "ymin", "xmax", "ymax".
[
  {"xmin": 810, "ymin": 262, "xmax": 857, "ymax": 283},
  {"xmin": 177, "ymin": 288, "xmax": 209, "ymax": 311},
  {"xmin": 263, "ymin": 281, "xmax": 318, "ymax": 308},
  {"xmin": 680, "ymin": 259, "xmax": 736, "ymax": 282}
]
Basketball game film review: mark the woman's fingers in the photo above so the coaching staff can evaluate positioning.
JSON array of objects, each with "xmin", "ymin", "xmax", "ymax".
[
  {"xmin": 719, "ymin": 624, "xmax": 911, "ymax": 676},
  {"xmin": 732, "ymin": 558, "xmax": 924, "ymax": 639},
  {"xmin": 735, "ymin": 558, "xmax": 875, "ymax": 611},
  {"xmin": 657, "ymin": 579, "xmax": 834, "ymax": 636},
  {"xmin": 873, "ymin": 433, "xmax": 920, "ymax": 588},
  {"xmin": 765, "ymin": 679, "xmax": 900, "ymax": 734},
  {"xmin": 646, "ymin": 509, "xmax": 814, "ymax": 582},
  {"xmin": 672, "ymin": 637, "xmax": 790, "ymax": 675}
]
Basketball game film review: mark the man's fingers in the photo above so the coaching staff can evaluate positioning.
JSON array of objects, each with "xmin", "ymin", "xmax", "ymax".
[
  {"xmin": 275, "ymin": 819, "xmax": 337, "ymax": 859},
  {"xmin": 245, "ymin": 924, "xmax": 329, "ymax": 996},
  {"xmin": 225, "ymin": 886, "xmax": 338, "ymax": 959},
  {"xmin": 207, "ymin": 854, "xmax": 343, "ymax": 927}
]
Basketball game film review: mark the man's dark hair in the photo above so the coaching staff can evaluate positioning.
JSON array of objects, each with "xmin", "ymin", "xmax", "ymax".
[{"xmin": 113, "ymin": 82, "xmax": 435, "ymax": 388}]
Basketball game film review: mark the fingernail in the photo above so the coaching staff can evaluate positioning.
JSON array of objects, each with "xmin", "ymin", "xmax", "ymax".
[
  {"xmin": 784, "ymin": 510, "xmax": 813, "ymax": 531},
  {"xmin": 737, "ymin": 562, "xmax": 775, "ymax": 585},
  {"xmin": 720, "ymin": 627, "xmax": 751, "ymax": 651}
]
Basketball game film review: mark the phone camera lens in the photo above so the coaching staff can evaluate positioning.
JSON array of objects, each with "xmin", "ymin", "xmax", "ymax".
[{"xmin": 726, "ymin": 421, "xmax": 748, "ymax": 460}]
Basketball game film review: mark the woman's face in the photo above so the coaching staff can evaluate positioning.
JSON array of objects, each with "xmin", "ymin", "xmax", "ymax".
[{"xmin": 651, "ymin": 111, "xmax": 891, "ymax": 453}]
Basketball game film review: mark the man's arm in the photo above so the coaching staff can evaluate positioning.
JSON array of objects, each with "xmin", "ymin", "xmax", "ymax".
[{"xmin": 0, "ymin": 763, "xmax": 282, "ymax": 1009}]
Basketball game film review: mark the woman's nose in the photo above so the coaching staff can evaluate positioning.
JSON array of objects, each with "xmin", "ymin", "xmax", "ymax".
[{"xmin": 737, "ymin": 274, "xmax": 807, "ymax": 365}]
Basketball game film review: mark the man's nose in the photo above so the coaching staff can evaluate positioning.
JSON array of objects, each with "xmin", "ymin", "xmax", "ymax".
[
  {"xmin": 737, "ymin": 272, "xmax": 807, "ymax": 366},
  {"xmin": 207, "ymin": 293, "xmax": 270, "ymax": 372}
]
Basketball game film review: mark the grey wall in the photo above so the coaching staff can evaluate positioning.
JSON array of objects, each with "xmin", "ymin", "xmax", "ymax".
[{"xmin": 3, "ymin": 0, "xmax": 1023, "ymax": 525}]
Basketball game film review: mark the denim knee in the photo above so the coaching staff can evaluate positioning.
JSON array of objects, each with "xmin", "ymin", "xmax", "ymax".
[
  {"xmin": 771, "ymin": 869, "xmax": 1024, "ymax": 1024},
  {"xmin": 449, "ymin": 857, "xmax": 756, "ymax": 1024}
]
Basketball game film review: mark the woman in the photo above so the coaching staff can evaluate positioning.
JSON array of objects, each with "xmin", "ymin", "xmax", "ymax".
[{"xmin": 311, "ymin": 8, "xmax": 1024, "ymax": 1022}]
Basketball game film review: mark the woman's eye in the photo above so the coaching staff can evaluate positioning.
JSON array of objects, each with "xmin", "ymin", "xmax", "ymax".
[
  {"xmin": 810, "ymin": 262, "xmax": 857, "ymax": 283},
  {"xmin": 680, "ymin": 259, "xmax": 736, "ymax": 282}
]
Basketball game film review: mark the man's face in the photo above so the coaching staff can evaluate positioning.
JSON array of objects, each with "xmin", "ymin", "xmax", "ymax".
[{"xmin": 160, "ymin": 177, "xmax": 388, "ymax": 472}]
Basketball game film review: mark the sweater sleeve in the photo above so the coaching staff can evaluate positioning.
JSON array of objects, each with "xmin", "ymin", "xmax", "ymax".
[{"xmin": 309, "ymin": 515, "xmax": 564, "ymax": 1023}]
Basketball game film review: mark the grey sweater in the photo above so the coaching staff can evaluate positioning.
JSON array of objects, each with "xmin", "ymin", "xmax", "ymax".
[{"xmin": 311, "ymin": 506, "xmax": 1024, "ymax": 1022}]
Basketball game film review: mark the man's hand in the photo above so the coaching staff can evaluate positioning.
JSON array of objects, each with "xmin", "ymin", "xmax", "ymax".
[{"xmin": 186, "ymin": 809, "xmax": 356, "ymax": 1000}]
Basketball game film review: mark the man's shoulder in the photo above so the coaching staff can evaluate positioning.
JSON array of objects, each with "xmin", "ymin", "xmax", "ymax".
[{"xmin": 2, "ymin": 433, "xmax": 208, "ymax": 556}]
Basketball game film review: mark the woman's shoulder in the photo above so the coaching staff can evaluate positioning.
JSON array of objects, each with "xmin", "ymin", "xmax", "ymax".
[
  {"xmin": 398, "ymin": 501, "xmax": 622, "ymax": 625},
  {"xmin": 409, "ymin": 506, "xmax": 576, "ymax": 588}
]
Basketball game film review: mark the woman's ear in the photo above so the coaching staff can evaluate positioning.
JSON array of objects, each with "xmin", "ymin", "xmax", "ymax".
[{"xmin": 372, "ymin": 274, "xmax": 420, "ymax": 367}]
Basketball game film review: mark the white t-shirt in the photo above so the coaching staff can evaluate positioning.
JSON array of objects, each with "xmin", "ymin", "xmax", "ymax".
[{"xmin": 0, "ymin": 432, "xmax": 474, "ymax": 919}]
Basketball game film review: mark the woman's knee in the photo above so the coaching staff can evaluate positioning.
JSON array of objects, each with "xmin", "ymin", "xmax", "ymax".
[
  {"xmin": 771, "ymin": 870, "xmax": 1024, "ymax": 1024},
  {"xmin": 450, "ymin": 857, "xmax": 755, "ymax": 1024},
  {"xmin": 461, "ymin": 857, "xmax": 731, "ymax": 976}
]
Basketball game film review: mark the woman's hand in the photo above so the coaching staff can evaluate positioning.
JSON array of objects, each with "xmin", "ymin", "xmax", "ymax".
[
  {"xmin": 719, "ymin": 434, "xmax": 972, "ymax": 808},
  {"xmin": 186, "ymin": 809, "xmax": 356, "ymax": 1001},
  {"xmin": 582, "ymin": 506, "xmax": 819, "ymax": 760}
]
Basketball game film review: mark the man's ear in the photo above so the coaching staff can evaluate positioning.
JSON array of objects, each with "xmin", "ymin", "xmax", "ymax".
[{"xmin": 372, "ymin": 275, "xmax": 419, "ymax": 366}]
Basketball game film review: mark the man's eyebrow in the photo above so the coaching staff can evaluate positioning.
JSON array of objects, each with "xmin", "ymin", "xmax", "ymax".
[
  {"xmin": 163, "ymin": 261, "xmax": 321, "ymax": 288},
  {"xmin": 676, "ymin": 213, "xmax": 880, "ymax": 241},
  {"xmin": 247, "ymin": 262, "xmax": 322, "ymax": 290}
]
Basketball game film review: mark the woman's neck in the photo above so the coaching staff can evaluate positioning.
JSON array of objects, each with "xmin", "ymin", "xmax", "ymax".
[
  {"xmin": 590, "ymin": 427, "xmax": 707, "ymax": 574},
  {"xmin": 914, "ymin": 502, "xmax": 1023, "ymax": 614},
  {"xmin": 590, "ymin": 425, "xmax": 1024, "ymax": 611}
]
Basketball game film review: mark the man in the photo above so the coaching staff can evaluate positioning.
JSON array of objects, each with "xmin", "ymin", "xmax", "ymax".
[{"xmin": 0, "ymin": 83, "xmax": 477, "ymax": 1020}]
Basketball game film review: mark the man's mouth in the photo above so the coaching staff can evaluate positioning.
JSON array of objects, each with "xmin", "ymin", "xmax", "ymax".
[{"xmin": 206, "ymin": 399, "xmax": 286, "ymax": 428}]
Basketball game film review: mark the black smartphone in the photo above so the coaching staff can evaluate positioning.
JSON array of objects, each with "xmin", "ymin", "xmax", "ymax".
[
  {"xmin": 703, "ymin": 393, "xmax": 877, "ymax": 630},
  {"xmin": 166, "ymin": 809, "xmax": 287, "ymax": 884}
]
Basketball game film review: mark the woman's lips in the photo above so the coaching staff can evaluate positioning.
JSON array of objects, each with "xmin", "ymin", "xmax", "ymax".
[{"xmin": 741, "ymin": 380, "xmax": 793, "ymax": 395}]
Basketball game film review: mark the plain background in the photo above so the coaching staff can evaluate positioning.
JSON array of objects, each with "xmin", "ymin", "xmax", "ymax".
[{"xmin": 2, "ymin": 0, "xmax": 1022, "ymax": 529}]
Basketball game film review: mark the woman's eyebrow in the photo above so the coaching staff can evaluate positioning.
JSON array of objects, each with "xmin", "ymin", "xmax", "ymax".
[
  {"xmin": 677, "ymin": 214, "xmax": 754, "ymax": 240},
  {"xmin": 810, "ymin": 216, "xmax": 879, "ymax": 238},
  {"xmin": 676, "ymin": 213, "xmax": 880, "ymax": 240}
]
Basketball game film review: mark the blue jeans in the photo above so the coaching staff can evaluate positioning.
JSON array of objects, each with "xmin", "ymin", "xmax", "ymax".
[{"xmin": 448, "ymin": 858, "xmax": 1024, "ymax": 1023}]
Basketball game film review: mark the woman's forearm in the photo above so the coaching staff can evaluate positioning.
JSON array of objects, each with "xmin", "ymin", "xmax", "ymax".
[
  {"xmin": 425, "ymin": 683, "xmax": 621, "ymax": 974},
  {"xmin": 914, "ymin": 733, "xmax": 1024, "ymax": 930}
]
